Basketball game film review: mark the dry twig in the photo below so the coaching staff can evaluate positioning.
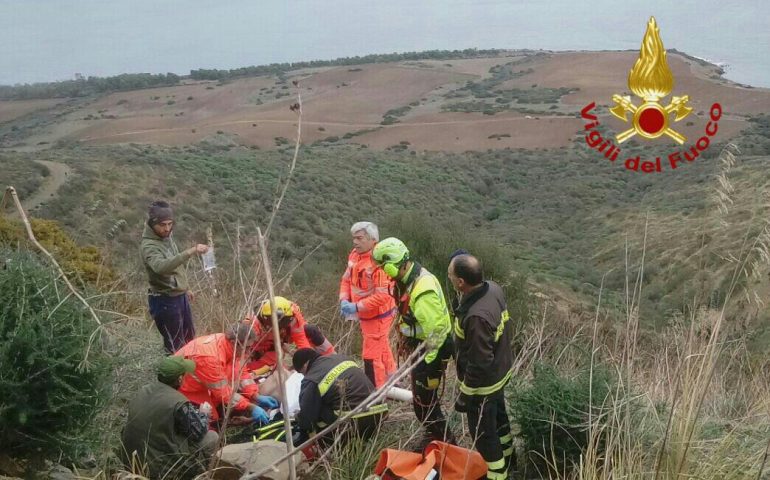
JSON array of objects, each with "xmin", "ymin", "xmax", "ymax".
[{"xmin": 258, "ymin": 226, "xmax": 297, "ymax": 480}]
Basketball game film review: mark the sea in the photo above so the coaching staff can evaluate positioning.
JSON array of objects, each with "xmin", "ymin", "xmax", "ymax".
[{"xmin": 0, "ymin": 0, "xmax": 768, "ymax": 87}]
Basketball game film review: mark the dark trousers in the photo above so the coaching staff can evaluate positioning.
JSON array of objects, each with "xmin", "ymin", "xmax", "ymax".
[
  {"xmin": 148, "ymin": 294, "xmax": 195, "ymax": 353},
  {"xmin": 411, "ymin": 336, "xmax": 455, "ymax": 444},
  {"xmin": 315, "ymin": 410, "xmax": 387, "ymax": 447},
  {"xmin": 466, "ymin": 390, "xmax": 514, "ymax": 479}
]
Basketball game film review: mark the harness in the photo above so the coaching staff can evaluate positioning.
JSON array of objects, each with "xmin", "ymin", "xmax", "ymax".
[{"xmin": 393, "ymin": 262, "xmax": 426, "ymax": 352}]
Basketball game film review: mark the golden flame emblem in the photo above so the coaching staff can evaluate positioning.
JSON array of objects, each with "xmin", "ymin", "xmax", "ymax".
[{"xmin": 610, "ymin": 17, "xmax": 692, "ymax": 144}]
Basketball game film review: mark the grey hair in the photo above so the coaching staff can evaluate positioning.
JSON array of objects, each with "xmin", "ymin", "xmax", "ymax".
[
  {"xmin": 226, "ymin": 323, "xmax": 258, "ymax": 344},
  {"xmin": 350, "ymin": 221, "xmax": 379, "ymax": 241}
]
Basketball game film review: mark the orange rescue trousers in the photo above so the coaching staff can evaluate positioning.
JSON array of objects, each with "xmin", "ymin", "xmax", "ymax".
[{"xmin": 361, "ymin": 313, "xmax": 397, "ymax": 387}]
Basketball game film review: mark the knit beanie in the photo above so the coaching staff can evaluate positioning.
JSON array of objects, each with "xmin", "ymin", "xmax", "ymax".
[
  {"xmin": 292, "ymin": 348, "xmax": 320, "ymax": 372},
  {"xmin": 148, "ymin": 200, "xmax": 174, "ymax": 227}
]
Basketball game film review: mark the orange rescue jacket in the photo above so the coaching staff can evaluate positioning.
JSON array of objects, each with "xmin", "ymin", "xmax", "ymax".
[
  {"xmin": 248, "ymin": 302, "xmax": 312, "ymax": 365},
  {"xmin": 176, "ymin": 333, "xmax": 257, "ymax": 412},
  {"xmin": 339, "ymin": 249, "xmax": 396, "ymax": 321}
]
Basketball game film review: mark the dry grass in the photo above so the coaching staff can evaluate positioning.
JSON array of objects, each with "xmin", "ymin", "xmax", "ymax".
[{"xmin": 28, "ymin": 141, "xmax": 770, "ymax": 480}]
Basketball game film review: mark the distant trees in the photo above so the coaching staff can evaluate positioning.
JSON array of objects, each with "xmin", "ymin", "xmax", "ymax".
[
  {"xmin": 190, "ymin": 48, "xmax": 506, "ymax": 81},
  {"xmin": 0, "ymin": 72, "xmax": 181, "ymax": 100},
  {"xmin": 0, "ymin": 49, "xmax": 512, "ymax": 101}
]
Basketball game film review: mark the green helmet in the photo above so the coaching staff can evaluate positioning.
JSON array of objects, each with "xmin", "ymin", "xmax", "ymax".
[{"xmin": 373, "ymin": 237, "xmax": 410, "ymax": 278}]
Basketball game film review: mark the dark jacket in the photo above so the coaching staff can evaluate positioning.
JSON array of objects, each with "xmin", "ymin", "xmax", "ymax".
[
  {"xmin": 121, "ymin": 382, "xmax": 206, "ymax": 479},
  {"xmin": 140, "ymin": 223, "xmax": 192, "ymax": 296},
  {"xmin": 297, "ymin": 354, "xmax": 374, "ymax": 432},
  {"xmin": 453, "ymin": 281, "xmax": 513, "ymax": 396}
]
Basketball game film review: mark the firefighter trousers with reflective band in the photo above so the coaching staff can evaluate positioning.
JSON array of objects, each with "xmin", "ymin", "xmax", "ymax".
[
  {"xmin": 466, "ymin": 390, "xmax": 515, "ymax": 479},
  {"xmin": 314, "ymin": 404, "xmax": 389, "ymax": 448},
  {"xmin": 411, "ymin": 336, "xmax": 455, "ymax": 443}
]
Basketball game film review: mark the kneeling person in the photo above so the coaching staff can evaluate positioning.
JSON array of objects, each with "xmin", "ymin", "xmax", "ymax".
[
  {"xmin": 122, "ymin": 356, "xmax": 219, "ymax": 480},
  {"xmin": 247, "ymin": 296, "xmax": 312, "ymax": 373},
  {"xmin": 176, "ymin": 323, "xmax": 278, "ymax": 425},
  {"xmin": 292, "ymin": 348, "xmax": 387, "ymax": 444}
]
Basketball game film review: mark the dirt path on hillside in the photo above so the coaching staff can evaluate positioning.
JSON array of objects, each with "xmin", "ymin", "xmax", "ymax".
[
  {"xmin": 22, "ymin": 160, "xmax": 71, "ymax": 212},
  {"xmin": 79, "ymin": 115, "xmax": 568, "ymax": 142}
]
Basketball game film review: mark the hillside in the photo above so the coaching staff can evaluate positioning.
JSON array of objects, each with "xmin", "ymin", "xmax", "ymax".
[
  {"xmin": 2, "ymin": 49, "xmax": 770, "ymax": 479},
  {"xmin": 2, "ymin": 50, "xmax": 770, "ymax": 336},
  {"xmin": 1, "ymin": 51, "xmax": 766, "ymax": 152}
]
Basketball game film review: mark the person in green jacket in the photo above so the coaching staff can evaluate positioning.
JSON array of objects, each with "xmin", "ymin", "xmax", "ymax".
[
  {"xmin": 122, "ymin": 356, "xmax": 219, "ymax": 479},
  {"xmin": 372, "ymin": 237, "xmax": 456, "ymax": 448},
  {"xmin": 141, "ymin": 200, "xmax": 209, "ymax": 353}
]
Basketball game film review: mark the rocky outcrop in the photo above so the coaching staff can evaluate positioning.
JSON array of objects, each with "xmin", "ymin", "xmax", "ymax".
[{"xmin": 212, "ymin": 440, "xmax": 306, "ymax": 480}]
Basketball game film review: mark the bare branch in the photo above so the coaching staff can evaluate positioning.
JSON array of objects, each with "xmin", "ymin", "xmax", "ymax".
[
  {"xmin": 264, "ymin": 85, "xmax": 303, "ymax": 240},
  {"xmin": 257, "ymin": 226, "xmax": 297, "ymax": 480},
  {"xmin": 3, "ymin": 186, "xmax": 104, "ymax": 369}
]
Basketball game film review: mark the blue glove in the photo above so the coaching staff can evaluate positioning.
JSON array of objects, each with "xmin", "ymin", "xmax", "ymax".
[
  {"xmin": 340, "ymin": 300, "xmax": 357, "ymax": 316},
  {"xmin": 257, "ymin": 395, "xmax": 279, "ymax": 409},
  {"xmin": 251, "ymin": 405, "xmax": 269, "ymax": 425}
]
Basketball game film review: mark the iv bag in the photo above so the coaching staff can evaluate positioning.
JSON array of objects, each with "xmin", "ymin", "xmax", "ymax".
[{"xmin": 201, "ymin": 247, "xmax": 217, "ymax": 272}]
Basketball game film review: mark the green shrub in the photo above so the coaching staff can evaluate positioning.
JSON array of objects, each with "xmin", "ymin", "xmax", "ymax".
[
  {"xmin": 484, "ymin": 206, "xmax": 501, "ymax": 221},
  {"xmin": 381, "ymin": 212, "xmax": 531, "ymax": 334},
  {"xmin": 0, "ymin": 217, "xmax": 113, "ymax": 286},
  {"xmin": 509, "ymin": 362, "xmax": 616, "ymax": 471},
  {"xmin": 0, "ymin": 249, "xmax": 110, "ymax": 457}
]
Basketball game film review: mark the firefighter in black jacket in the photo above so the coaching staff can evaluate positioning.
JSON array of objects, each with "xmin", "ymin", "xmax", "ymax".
[
  {"xmin": 448, "ymin": 254, "xmax": 515, "ymax": 480},
  {"xmin": 292, "ymin": 348, "xmax": 388, "ymax": 445}
]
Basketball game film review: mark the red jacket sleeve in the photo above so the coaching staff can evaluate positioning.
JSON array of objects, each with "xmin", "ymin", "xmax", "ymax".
[
  {"xmin": 194, "ymin": 357, "xmax": 251, "ymax": 411},
  {"xmin": 290, "ymin": 305, "xmax": 312, "ymax": 349},
  {"xmin": 239, "ymin": 365, "xmax": 259, "ymax": 400},
  {"xmin": 355, "ymin": 267, "xmax": 394, "ymax": 317},
  {"xmin": 338, "ymin": 251, "xmax": 355, "ymax": 302}
]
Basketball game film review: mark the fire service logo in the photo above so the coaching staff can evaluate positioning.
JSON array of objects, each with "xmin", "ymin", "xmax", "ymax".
[{"xmin": 581, "ymin": 17, "xmax": 723, "ymax": 173}]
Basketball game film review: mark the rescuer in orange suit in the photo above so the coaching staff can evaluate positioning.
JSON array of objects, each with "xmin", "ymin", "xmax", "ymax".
[
  {"xmin": 176, "ymin": 323, "xmax": 278, "ymax": 425},
  {"xmin": 245, "ymin": 296, "xmax": 334, "ymax": 373},
  {"xmin": 339, "ymin": 221, "xmax": 397, "ymax": 387}
]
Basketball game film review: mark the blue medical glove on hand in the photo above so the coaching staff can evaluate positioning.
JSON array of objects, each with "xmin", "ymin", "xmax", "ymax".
[
  {"xmin": 340, "ymin": 301, "xmax": 357, "ymax": 316},
  {"xmin": 251, "ymin": 405, "xmax": 269, "ymax": 425},
  {"xmin": 257, "ymin": 395, "xmax": 279, "ymax": 410}
]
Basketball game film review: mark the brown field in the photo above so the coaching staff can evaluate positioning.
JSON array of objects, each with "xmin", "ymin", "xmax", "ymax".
[
  {"xmin": 408, "ymin": 56, "xmax": 525, "ymax": 77},
  {"xmin": 0, "ymin": 98, "xmax": 62, "ymax": 123},
  {"xmin": 8, "ymin": 52, "xmax": 768, "ymax": 152},
  {"xmin": 511, "ymin": 51, "xmax": 770, "ymax": 116},
  {"xmin": 355, "ymin": 112, "xmax": 581, "ymax": 151}
]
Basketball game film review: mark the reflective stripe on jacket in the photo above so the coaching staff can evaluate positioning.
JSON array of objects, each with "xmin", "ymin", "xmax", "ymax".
[
  {"xmin": 397, "ymin": 267, "xmax": 452, "ymax": 364},
  {"xmin": 176, "ymin": 333, "xmax": 257, "ymax": 411},
  {"xmin": 313, "ymin": 338, "xmax": 336, "ymax": 356},
  {"xmin": 297, "ymin": 354, "xmax": 375, "ymax": 433},
  {"xmin": 339, "ymin": 249, "xmax": 396, "ymax": 321},
  {"xmin": 453, "ymin": 281, "xmax": 514, "ymax": 396},
  {"xmin": 318, "ymin": 360, "xmax": 358, "ymax": 395}
]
